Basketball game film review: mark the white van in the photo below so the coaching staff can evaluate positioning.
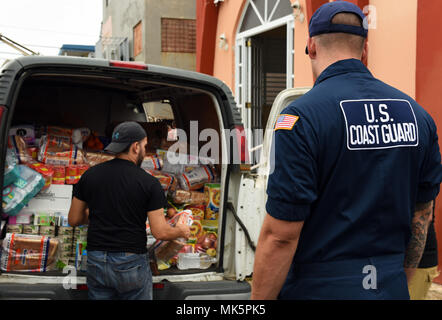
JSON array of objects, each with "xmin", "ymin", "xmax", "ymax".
[{"xmin": 0, "ymin": 56, "xmax": 310, "ymax": 300}]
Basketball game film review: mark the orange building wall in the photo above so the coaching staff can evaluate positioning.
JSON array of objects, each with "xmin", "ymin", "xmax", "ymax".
[
  {"xmin": 416, "ymin": 0, "xmax": 442, "ymax": 285},
  {"xmin": 367, "ymin": 0, "xmax": 417, "ymax": 98},
  {"xmin": 212, "ymin": 0, "xmax": 247, "ymax": 92}
]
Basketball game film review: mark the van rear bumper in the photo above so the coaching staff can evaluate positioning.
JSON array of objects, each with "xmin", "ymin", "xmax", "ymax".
[{"xmin": 0, "ymin": 279, "xmax": 250, "ymax": 300}]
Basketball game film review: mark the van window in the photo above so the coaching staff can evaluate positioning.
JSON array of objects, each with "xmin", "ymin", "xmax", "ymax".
[{"xmin": 143, "ymin": 100, "xmax": 174, "ymax": 122}]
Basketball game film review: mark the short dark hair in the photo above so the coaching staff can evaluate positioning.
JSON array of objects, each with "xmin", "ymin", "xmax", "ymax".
[{"xmin": 316, "ymin": 13, "xmax": 366, "ymax": 54}]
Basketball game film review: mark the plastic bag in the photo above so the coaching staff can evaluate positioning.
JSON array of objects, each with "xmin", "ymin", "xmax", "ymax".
[
  {"xmin": 26, "ymin": 162, "xmax": 54, "ymax": 190},
  {"xmin": 38, "ymin": 135, "xmax": 85, "ymax": 166},
  {"xmin": 141, "ymin": 155, "xmax": 163, "ymax": 171},
  {"xmin": 8, "ymin": 135, "xmax": 33, "ymax": 164},
  {"xmin": 177, "ymin": 165, "xmax": 217, "ymax": 191},
  {"xmin": 2, "ymin": 165, "xmax": 45, "ymax": 216},
  {"xmin": 0, "ymin": 233, "xmax": 60, "ymax": 272},
  {"xmin": 145, "ymin": 170, "xmax": 177, "ymax": 193},
  {"xmin": 153, "ymin": 210, "xmax": 193, "ymax": 267},
  {"xmin": 4, "ymin": 149, "xmax": 20, "ymax": 187},
  {"xmin": 172, "ymin": 189, "xmax": 208, "ymax": 206},
  {"xmin": 84, "ymin": 151, "xmax": 115, "ymax": 167}
]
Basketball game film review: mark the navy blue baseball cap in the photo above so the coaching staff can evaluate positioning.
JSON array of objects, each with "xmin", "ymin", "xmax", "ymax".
[
  {"xmin": 105, "ymin": 121, "xmax": 147, "ymax": 154},
  {"xmin": 306, "ymin": 1, "xmax": 368, "ymax": 54}
]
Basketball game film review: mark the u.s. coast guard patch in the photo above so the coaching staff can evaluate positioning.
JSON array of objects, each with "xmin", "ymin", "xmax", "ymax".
[{"xmin": 340, "ymin": 99, "xmax": 419, "ymax": 151}]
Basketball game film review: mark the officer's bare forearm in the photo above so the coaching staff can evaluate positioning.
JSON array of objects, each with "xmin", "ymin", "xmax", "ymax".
[
  {"xmin": 251, "ymin": 234, "xmax": 299, "ymax": 300},
  {"xmin": 404, "ymin": 201, "xmax": 433, "ymax": 281},
  {"xmin": 251, "ymin": 215, "xmax": 303, "ymax": 300}
]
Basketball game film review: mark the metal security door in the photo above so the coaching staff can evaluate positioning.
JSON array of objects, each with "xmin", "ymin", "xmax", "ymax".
[{"xmin": 249, "ymin": 38, "xmax": 264, "ymax": 164}]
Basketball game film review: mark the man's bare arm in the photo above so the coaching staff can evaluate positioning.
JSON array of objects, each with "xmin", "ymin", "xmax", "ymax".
[
  {"xmin": 251, "ymin": 214, "xmax": 304, "ymax": 300},
  {"xmin": 404, "ymin": 201, "xmax": 434, "ymax": 283},
  {"xmin": 68, "ymin": 197, "xmax": 89, "ymax": 227}
]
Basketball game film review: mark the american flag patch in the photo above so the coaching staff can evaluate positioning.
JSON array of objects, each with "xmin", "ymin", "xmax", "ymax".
[{"xmin": 274, "ymin": 114, "xmax": 299, "ymax": 131}]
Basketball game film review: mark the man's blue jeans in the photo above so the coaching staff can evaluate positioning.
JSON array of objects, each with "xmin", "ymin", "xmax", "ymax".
[{"xmin": 87, "ymin": 251, "xmax": 153, "ymax": 300}]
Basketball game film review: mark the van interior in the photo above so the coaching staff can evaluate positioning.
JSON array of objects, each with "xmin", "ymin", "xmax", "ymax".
[{"xmin": 7, "ymin": 70, "xmax": 225, "ymax": 277}]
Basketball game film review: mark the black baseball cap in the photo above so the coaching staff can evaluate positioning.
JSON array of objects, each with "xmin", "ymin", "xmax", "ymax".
[
  {"xmin": 305, "ymin": 1, "xmax": 368, "ymax": 54},
  {"xmin": 104, "ymin": 121, "xmax": 147, "ymax": 154}
]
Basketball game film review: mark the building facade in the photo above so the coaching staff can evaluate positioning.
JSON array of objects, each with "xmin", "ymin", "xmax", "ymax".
[
  {"xmin": 197, "ymin": 0, "xmax": 442, "ymax": 284},
  {"xmin": 97, "ymin": 0, "xmax": 196, "ymax": 71}
]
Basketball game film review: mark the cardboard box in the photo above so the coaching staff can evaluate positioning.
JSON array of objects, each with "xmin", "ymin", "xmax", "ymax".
[{"xmin": 21, "ymin": 185, "xmax": 73, "ymax": 213}]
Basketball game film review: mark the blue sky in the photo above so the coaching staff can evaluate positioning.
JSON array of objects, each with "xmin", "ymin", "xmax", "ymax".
[{"xmin": 0, "ymin": 0, "xmax": 102, "ymax": 64}]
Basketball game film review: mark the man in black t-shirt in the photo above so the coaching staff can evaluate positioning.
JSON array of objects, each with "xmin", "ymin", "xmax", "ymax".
[{"xmin": 68, "ymin": 121, "xmax": 190, "ymax": 300}]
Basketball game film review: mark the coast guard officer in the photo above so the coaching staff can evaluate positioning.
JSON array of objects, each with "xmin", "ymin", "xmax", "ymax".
[{"xmin": 251, "ymin": 1, "xmax": 442, "ymax": 300}]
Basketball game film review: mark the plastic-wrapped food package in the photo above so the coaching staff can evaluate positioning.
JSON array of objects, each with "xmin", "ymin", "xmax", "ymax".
[
  {"xmin": 153, "ymin": 210, "xmax": 193, "ymax": 269},
  {"xmin": 0, "ymin": 233, "xmax": 60, "ymax": 272},
  {"xmin": 4, "ymin": 149, "xmax": 20, "ymax": 187},
  {"xmin": 51, "ymin": 166, "xmax": 66, "ymax": 185},
  {"xmin": 172, "ymin": 189, "xmax": 208, "ymax": 206},
  {"xmin": 177, "ymin": 165, "xmax": 217, "ymax": 191},
  {"xmin": 145, "ymin": 170, "xmax": 177, "ymax": 193},
  {"xmin": 8, "ymin": 136, "xmax": 33, "ymax": 164},
  {"xmin": 141, "ymin": 155, "xmax": 163, "ymax": 171},
  {"xmin": 38, "ymin": 135, "xmax": 85, "ymax": 166},
  {"xmin": 9, "ymin": 125, "xmax": 36, "ymax": 146},
  {"xmin": 26, "ymin": 163, "xmax": 54, "ymax": 190},
  {"xmin": 84, "ymin": 151, "xmax": 115, "ymax": 167},
  {"xmin": 204, "ymin": 183, "xmax": 221, "ymax": 220},
  {"xmin": 2, "ymin": 165, "xmax": 45, "ymax": 216}
]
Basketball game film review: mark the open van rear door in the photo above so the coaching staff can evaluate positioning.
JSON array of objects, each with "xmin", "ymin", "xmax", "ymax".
[{"xmin": 234, "ymin": 87, "xmax": 311, "ymax": 280}]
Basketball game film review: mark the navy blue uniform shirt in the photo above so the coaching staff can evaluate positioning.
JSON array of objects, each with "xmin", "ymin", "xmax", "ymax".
[{"xmin": 266, "ymin": 59, "xmax": 442, "ymax": 265}]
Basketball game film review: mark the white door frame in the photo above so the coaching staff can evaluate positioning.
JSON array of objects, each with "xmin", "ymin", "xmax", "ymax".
[{"xmin": 235, "ymin": 1, "xmax": 294, "ymax": 155}]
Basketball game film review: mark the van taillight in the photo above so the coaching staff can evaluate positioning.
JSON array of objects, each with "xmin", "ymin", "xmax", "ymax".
[
  {"xmin": 234, "ymin": 125, "xmax": 250, "ymax": 170},
  {"xmin": 110, "ymin": 61, "xmax": 148, "ymax": 70},
  {"xmin": 153, "ymin": 283, "xmax": 165, "ymax": 289},
  {"xmin": 0, "ymin": 106, "xmax": 5, "ymax": 120}
]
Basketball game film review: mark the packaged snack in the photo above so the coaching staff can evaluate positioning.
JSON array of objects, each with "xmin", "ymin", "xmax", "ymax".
[
  {"xmin": 2, "ymin": 165, "xmax": 45, "ymax": 216},
  {"xmin": 39, "ymin": 226, "xmax": 56, "ymax": 237},
  {"xmin": 29, "ymin": 147, "xmax": 38, "ymax": 160},
  {"xmin": 22, "ymin": 225, "xmax": 39, "ymax": 235},
  {"xmin": 6, "ymin": 224, "xmax": 23, "ymax": 234},
  {"xmin": 204, "ymin": 183, "xmax": 220, "ymax": 220},
  {"xmin": 26, "ymin": 162, "xmax": 54, "ymax": 190},
  {"xmin": 172, "ymin": 189, "xmax": 208, "ymax": 206},
  {"xmin": 153, "ymin": 210, "xmax": 193, "ymax": 264},
  {"xmin": 84, "ymin": 151, "xmax": 115, "ymax": 167},
  {"xmin": 4, "ymin": 149, "xmax": 20, "ymax": 187},
  {"xmin": 177, "ymin": 166, "xmax": 216, "ymax": 191},
  {"xmin": 187, "ymin": 219, "xmax": 203, "ymax": 245},
  {"xmin": 33, "ymin": 213, "xmax": 58, "ymax": 226},
  {"xmin": 77, "ymin": 165, "xmax": 89, "ymax": 179},
  {"xmin": 0, "ymin": 233, "xmax": 60, "ymax": 272},
  {"xmin": 65, "ymin": 165, "xmax": 79, "ymax": 185},
  {"xmin": 9, "ymin": 125, "xmax": 36, "ymax": 146},
  {"xmin": 141, "ymin": 155, "xmax": 163, "ymax": 171},
  {"xmin": 146, "ymin": 170, "xmax": 177, "ymax": 193},
  {"xmin": 8, "ymin": 136, "xmax": 33, "ymax": 164},
  {"xmin": 38, "ymin": 135, "xmax": 85, "ymax": 166},
  {"xmin": 75, "ymin": 240, "xmax": 87, "ymax": 270},
  {"xmin": 51, "ymin": 166, "xmax": 66, "ymax": 185},
  {"xmin": 185, "ymin": 204, "xmax": 206, "ymax": 220},
  {"xmin": 8, "ymin": 212, "xmax": 33, "ymax": 225},
  {"xmin": 58, "ymin": 226, "xmax": 74, "ymax": 236}
]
